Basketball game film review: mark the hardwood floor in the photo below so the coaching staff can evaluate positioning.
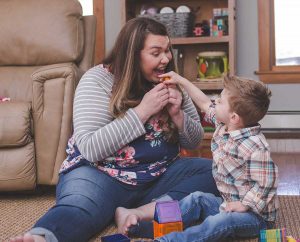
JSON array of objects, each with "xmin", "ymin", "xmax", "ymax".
[
  {"xmin": 273, "ymin": 152, "xmax": 300, "ymax": 195},
  {"xmin": 183, "ymin": 138, "xmax": 300, "ymax": 196},
  {"xmin": 268, "ymin": 138, "xmax": 300, "ymax": 195}
]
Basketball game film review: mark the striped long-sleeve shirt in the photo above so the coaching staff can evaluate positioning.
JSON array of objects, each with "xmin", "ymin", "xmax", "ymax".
[{"xmin": 60, "ymin": 65, "xmax": 204, "ymax": 185}]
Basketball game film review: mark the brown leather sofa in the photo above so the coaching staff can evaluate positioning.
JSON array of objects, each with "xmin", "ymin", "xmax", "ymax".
[{"xmin": 0, "ymin": 0, "xmax": 96, "ymax": 191}]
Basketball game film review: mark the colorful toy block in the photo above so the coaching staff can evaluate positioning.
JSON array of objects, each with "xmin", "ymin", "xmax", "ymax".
[
  {"xmin": 286, "ymin": 236, "xmax": 300, "ymax": 242},
  {"xmin": 260, "ymin": 228, "xmax": 286, "ymax": 242},
  {"xmin": 101, "ymin": 233, "xmax": 130, "ymax": 242},
  {"xmin": 153, "ymin": 200, "xmax": 183, "ymax": 238}
]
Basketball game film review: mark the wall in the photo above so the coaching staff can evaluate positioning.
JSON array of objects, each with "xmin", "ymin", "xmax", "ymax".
[
  {"xmin": 104, "ymin": 0, "xmax": 122, "ymax": 55},
  {"xmin": 236, "ymin": 1, "xmax": 300, "ymax": 130},
  {"xmin": 236, "ymin": 1, "xmax": 300, "ymax": 112},
  {"xmin": 104, "ymin": 0, "xmax": 300, "ymax": 128}
]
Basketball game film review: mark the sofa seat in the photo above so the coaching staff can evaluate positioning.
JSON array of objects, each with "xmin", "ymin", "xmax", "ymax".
[{"xmin": 0, "ymin": 101, "xmax": 35, "ymax": 191}]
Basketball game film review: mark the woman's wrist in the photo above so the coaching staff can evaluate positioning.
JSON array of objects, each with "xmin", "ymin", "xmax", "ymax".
[{"xmin": 133, "ymin": 106, "xmax": 150, "ymax": 123}]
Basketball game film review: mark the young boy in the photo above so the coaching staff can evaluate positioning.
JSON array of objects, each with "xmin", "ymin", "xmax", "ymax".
[{"xmin": 115, "ymin": 74, "xmax": 278, "ymax": 242}]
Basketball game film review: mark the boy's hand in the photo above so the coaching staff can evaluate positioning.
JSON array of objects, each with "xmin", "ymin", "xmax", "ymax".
[
  {"xmin": 225, "ymin": 201, "xmax": 249, "ymax": 213},
  {"xmin": 159, "ymin": 71, "xmax": 186, "ymax": 86},
  {"xmin": 159, "ymin": 71, "xmax": 211, "ymax": 113}
]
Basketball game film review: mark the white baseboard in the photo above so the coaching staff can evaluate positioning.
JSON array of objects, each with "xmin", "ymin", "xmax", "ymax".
[
  {"xmin": 268, "ymin": 139, "xmax": 300, "ymax": 153},
  {"xmin": 260, "ymin": 111, "xmax": 300, "ymax": 129}
]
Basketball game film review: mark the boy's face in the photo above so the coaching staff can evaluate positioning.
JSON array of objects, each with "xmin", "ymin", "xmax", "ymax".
[{"xmin": 215, "ymin": 88, "xmax": 233, "ymax": 124}]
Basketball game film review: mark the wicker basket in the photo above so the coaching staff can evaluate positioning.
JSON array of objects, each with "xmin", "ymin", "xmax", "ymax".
[{"xmin": 140, "ymin": 12, "xmax": 194, "ymax": 37}]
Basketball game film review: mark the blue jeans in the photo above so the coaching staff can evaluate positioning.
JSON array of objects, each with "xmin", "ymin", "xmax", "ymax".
[
  {"xmin": 155, "ymin": 191, "xmax": 268, "ymax": 242},
  {"xmin": 32, "ymin": 157, "xmax": 219, "ymax": 242}
]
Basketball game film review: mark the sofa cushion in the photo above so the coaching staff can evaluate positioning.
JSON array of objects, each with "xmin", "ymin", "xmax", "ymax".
[
  {"xmin": 0, "ymin": 102, "xmax": 32, "ymax": 147},
  {"xmin": 0, "ymin": 0, "xmax": 84, "ymax": 66},
  {"xmin": 0, "ymin": 142, "xmax": 36, "ymax": 191}
]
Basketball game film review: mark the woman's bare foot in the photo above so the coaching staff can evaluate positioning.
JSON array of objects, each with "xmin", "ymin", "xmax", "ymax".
[
  {"xmin": 9, "ymin": 233, "xmax": 46, "ymax": 242},
  {"xmin": 115, "ymin": 207, "xmax": 142, "ymax": 235}
]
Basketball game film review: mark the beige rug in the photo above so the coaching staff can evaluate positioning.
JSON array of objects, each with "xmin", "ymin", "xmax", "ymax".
[{"xmin": 1, "ymin": 187, "xmax": 299, "ymax": 241}]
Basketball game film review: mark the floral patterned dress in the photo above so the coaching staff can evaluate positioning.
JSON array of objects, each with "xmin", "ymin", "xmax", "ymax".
[{"xmin": 60, "ymin": 112, "xmax": 180, "ymax": 186}]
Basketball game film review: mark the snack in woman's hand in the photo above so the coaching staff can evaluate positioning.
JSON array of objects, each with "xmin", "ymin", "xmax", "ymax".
[{"xmin": 162, "ymin": 76, "xmax": 170, "ymax": 82}]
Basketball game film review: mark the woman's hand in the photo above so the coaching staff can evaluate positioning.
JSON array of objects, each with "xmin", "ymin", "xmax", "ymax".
[
  {"xmin": 166, "ymin": 84, "xmax": 184, "ymax": 130},
  {"xmin": 159, "ymin": 71, "xmax": 185, "ymax": 130},
  {"xmin": 160, "ymin": 71, "xmax": 211, "ymax": 114},
  {"xmin": 134, "ymin": 83, "xmax": 169, "ymax": 123}
]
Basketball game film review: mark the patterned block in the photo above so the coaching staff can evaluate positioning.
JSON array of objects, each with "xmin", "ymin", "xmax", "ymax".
[
  {"xmin": 153, "ymin": 221, "xmax": 183, "ymax": 238},
  {"xmin": 154, "ymin": 201, "xmax": 182, "ymax": 223},
  {"xmin": 260, "ymin": 228, "xmax": 286, "ymax": 242}
]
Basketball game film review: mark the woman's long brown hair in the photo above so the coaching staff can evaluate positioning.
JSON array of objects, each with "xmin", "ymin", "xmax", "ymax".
[{"xmin": 103, "ymin": 17, "xmax": 179, "ymax": 142}]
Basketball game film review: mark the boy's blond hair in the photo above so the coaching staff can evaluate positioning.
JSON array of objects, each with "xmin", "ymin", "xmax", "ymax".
[{"xmin": 223, "ymin": 75, "xmax": 272, "ymax": 126}]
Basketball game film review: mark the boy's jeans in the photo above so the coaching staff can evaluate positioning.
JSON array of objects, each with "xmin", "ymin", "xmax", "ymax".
[{"xmin": 155, "ymin": 191, "xmax": 268, "ymax": 242}]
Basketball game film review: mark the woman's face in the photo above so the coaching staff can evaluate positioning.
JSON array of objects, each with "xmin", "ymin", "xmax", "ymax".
[{"xmin": 140, "ymin": 33, "xmax": 172, "ymax": 83}]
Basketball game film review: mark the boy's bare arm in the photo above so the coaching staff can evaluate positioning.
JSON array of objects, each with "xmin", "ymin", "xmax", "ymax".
[{"xmin": 160, "ymin": 71, "xmax": 211, "ymax": 113}]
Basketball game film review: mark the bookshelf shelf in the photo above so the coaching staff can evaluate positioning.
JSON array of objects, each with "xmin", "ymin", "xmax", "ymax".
[
  {"xmin": 192, "ymin": 81, "xmax": 223, "ymax": 90},
  {"xmin": 171, "ymin": 36, "xmax": 230, "ymax": 45}
]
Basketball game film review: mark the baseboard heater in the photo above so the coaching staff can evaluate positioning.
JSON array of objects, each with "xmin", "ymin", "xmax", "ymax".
[{"xmin": 260, "ymin": 111, "xmax": 300, "ymax": 138}]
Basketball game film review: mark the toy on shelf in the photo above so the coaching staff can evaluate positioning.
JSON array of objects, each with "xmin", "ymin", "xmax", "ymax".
[
  {"xmin": 153, "ymin": 200, "xmax": 183, "ymax": 238},
  {"xmin": 211, "ymin": 8, "xmax": 228, "ymax": 37},
  {"xmin": 193, "ymin": 20, "xmax": 210, "ymax": 37},
  {"xmin": 196, "ymin": 51, "xmax": 228, "ymax": 81},
  {"xmin": 101, "ymin": 233, "xmax": 130, "ymax": 242}
]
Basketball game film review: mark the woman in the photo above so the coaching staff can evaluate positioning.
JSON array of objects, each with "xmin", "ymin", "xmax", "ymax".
[{"xmin": 10, "ymin": 17, "xmax": 219, "ymax": 242}]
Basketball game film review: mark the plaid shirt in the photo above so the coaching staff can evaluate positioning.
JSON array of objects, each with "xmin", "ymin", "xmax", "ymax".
[{"xmin": 205, "ymin": 104, "xmax": 278, "ymax": 222}]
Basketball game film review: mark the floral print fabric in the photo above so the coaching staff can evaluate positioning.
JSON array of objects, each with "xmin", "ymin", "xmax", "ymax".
[{"xmin": 60, "ymin": 112, "xmax": 180, "ymax": 185}]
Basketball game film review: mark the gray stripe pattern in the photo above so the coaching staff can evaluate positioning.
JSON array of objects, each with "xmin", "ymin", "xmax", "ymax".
[{"xmin": 73, "ymin": 66, "xmax": 203, "ymax": 162}]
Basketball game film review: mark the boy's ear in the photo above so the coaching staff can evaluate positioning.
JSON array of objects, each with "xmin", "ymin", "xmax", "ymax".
[{"xmin": 230, "ymin": 112, "xmax": 241, "ymax": 125}]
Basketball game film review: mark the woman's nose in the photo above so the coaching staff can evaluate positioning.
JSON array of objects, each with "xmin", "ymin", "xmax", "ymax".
[{"xmin": 161, "ymin": 54, "xmax": 170, "ymax": 64}]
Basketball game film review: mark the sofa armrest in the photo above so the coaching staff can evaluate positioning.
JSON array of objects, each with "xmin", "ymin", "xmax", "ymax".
[{"xmin": 32, "ymin": 63, "xmax": 79, "ymax": 185}]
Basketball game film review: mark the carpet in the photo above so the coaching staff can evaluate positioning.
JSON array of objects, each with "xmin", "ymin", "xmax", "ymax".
[{"xmin": 1, "ymin": 188, "xmax": 299, "ymax": 242}]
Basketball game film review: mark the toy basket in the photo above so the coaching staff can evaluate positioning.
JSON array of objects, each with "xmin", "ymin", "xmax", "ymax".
[{"xmin": 141, "ymin": 12, "xmax": 194, "ymax": 37}]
